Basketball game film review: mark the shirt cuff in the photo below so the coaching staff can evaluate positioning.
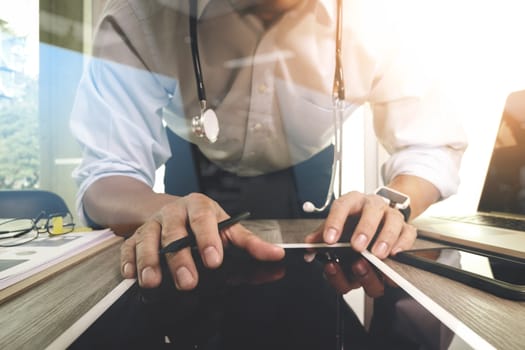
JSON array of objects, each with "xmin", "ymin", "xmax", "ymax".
[
  {"xmin": 72, "ymin": 161, "xmax": 154, "ymax": 226},
  {"xmin": 381, "ymin": 146, "xmax": 464, "ymax": 200}
]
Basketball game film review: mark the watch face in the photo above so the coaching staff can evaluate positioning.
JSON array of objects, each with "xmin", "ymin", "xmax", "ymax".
[{"xmin": 375, "ymin": 187, "xmax": 409, "ymax": 208}]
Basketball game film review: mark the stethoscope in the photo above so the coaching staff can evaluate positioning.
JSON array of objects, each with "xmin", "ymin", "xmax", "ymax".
[
  {"xmin": 189, "ymin": 0, "xmax": 345, "ymax": 213},
  {"xmin": 302, "ymin": 0, "xmax": 345, "ymax": 213},
  {"xmin": 189, "ymin": 0, "xmax": 219, "ymax": 143}
]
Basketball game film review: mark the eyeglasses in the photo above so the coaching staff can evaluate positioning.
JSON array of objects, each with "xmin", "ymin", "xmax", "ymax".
[{"xmin": 0, "ymin": 212, "xmax": 76, "ymax": 247}]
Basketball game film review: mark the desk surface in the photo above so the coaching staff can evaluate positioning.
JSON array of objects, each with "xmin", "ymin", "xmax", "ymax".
[
  {"xmin": 391, "ymin": 239, "xmax": 525, "ymax": 350},
  {"xmin": 0, "ymin": 241, "xmax": 123, "ymax": 349},
  {"xmin": 0, "ymin": 220, "xmax": 524, "ymax": 349}
]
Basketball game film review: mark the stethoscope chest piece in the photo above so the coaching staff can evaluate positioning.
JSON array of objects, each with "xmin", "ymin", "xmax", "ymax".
[{"xmin": 192, "ymin": 108, "xmax": 219, "ymax": 143}]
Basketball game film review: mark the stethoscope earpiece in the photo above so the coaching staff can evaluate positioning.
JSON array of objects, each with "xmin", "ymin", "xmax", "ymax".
[
  {"xmin": 303, "ymin": 201, "xmax": 325, "ymax": 213},
  {"xmin": 302, "ymin": 201, "xmax": 315, "ymax": 213}
]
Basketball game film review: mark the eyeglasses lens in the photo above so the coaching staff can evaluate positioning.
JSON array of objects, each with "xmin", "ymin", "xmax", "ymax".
[
  {"xmin": 47, "ymin": 213, "xmax": 75, "ymax": 236},
  {"xmin": 0, "ymin": 219, "xmax": 38, "ymax": 247}
]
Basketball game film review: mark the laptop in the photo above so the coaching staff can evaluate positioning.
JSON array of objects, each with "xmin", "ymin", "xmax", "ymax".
[{"xmin": 413, "ymin": 90, "xmax": 525, "ymax": 259}]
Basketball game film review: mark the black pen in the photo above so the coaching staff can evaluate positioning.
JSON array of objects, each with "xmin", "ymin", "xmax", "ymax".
[{"xmin": 159, "ymin": 211, "xmax": 251, "ymax": 255}]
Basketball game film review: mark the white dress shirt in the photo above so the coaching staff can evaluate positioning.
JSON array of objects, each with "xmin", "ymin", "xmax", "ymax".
[{"xmin": 70, "ymin": 0, "xmax": 467, "ymax": 220}]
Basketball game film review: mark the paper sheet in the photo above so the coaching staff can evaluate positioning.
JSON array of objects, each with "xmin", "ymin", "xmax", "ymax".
[{"xmin": 0, "ymin": 229, "xmax": 115, "ymax": 290}]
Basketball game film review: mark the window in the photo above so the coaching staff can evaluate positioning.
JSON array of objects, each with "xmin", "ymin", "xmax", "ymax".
[
  {"xmin": 0, "ymin": 1, "xmax": 98, "ymax": 218},
  {"xmin": 0, "ymin": 2, "xmax": 39, "ymax": 190}
]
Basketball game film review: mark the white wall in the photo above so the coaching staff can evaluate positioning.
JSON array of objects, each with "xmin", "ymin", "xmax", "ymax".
[
  {"xmin": 344, "ymin": 2, "xmax": 525, "ymax": 324},
  {"xmin": 421, "ymin": 0, "xmax": 525, "ymax": 216},
  {"xmin": 350, "ymin": 1, "xmax": 525, "ymax": 217}
]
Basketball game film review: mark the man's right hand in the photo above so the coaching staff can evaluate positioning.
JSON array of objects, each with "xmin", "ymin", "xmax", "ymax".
[{"xmin": 119, "ymin": 193, "xmax": 285, "ymax": 290}]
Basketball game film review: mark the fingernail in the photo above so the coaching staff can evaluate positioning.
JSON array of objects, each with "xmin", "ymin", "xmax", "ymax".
[
  {"xmin": 374, "ymin": 242, "xmax": 388, "ymax": 256},
  {"xmin": 141, "ymin": 266, "xmax": 156, "ymax": 285},
  {"xmin": 304, "ymin": 252, "xmax": 316, "ymax": 263},
  {"xmin": 325, "ymin": 263, "xmax": 338, "ymax": 275},
  {"xmin": 204, "ymin": 246, "xmax": 220, "ymax": 267},
  {"xmin": 123, "ymin": 263, "xmax": 133, "ymax": 277},
  {"xmin": 175, "ymin": 266, "xmax": 194, "ymax": 289},
  {"xmin": 353, "ymin": 234, "xmax": 368, "ymax": 250},
  {"xmin": 325, "ymin": 228, "xmax": 338, "ymax": 244}
]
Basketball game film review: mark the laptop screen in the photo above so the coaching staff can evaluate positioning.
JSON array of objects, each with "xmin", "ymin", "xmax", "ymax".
[{"xmin": 478, "ymin": 90, "xmax": 525, "ymax": 216}]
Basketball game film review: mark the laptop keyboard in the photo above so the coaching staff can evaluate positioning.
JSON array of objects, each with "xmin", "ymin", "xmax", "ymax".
[{"xmin": 445, "ymin": 215, "xmax": 525, "ymax": 231}]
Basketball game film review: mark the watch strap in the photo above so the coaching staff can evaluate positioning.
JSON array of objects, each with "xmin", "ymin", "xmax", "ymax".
[{"xmin": 398, "ymin": 205, "xmax": 411, "ymax": 222}]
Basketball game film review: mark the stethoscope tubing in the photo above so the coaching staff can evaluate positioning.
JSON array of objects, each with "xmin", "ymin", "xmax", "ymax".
[
  {"xmin": 189, "ymin": 0, "xmax": 207, "ymax": 103},
  {"xmin": 303, "ymin": 0, "xmax": 345, "ymax": 213}
]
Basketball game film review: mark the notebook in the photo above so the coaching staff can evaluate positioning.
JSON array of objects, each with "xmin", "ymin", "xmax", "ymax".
[{"xmin": 413, "ymin": 90, "xmax": 525, "ymax": 259}]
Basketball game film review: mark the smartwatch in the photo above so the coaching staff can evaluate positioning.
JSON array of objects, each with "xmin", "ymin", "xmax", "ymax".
[{"xmin": 374, "ymin": 186, "xmax": 411, "ymax": 221}]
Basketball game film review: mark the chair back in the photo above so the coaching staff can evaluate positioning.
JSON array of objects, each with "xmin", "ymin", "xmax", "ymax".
[{"xmin": 0, "ymin": 190, "xmax": 70, "ymax": 219}]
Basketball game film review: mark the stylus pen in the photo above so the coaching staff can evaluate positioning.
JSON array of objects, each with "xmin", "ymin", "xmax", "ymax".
[{"xmin": 159, "ymin": 211, "xmax": 251, "ymax": 255}]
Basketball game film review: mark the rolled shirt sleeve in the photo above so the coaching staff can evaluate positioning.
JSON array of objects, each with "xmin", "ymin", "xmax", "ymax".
[
  {"xmin": 359, "ymin": 2, "xmax": 468, "ymax": 199},
  {"xmin": 70, "ymin": 57, "xmax": 174, "ymax": 224},
  {"xmin": 370, "ymin": 54, "xmax": 467, "ymax": 199}
]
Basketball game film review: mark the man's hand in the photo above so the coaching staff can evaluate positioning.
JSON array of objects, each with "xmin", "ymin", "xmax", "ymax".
[
  {"xmin": 120, "ymin": 193, "xmax": 284, "ymax": 290},
  {"xmin": 306, "ymin": 190, "xmax": 418, "ymax": 258},
  {"xmin": 322, "ymin": 255, "xmax": 395, "ymax": 297}
]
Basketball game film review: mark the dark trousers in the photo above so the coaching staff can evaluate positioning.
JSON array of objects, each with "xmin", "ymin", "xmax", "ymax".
[{"xmin": 164, "ymin": 129, "xmax": 333, "ymax": 219}]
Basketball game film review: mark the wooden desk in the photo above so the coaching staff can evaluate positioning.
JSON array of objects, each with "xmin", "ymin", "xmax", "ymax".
[
  {"xmin": 384, "ymin": 239, "xmax": 525, "ymax": 350},
  {"xmin": 0, "ymin": 241, "xmax": 123, "ymax": 349},
  {"xmin": 0, "ymin": 220, "xmax": 524, "ymax": 349}
]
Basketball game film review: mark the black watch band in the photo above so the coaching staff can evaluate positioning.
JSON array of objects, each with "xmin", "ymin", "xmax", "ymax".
[{"xmin": 397, "ymin": 205, "xmax": 411, "ymax": 222}]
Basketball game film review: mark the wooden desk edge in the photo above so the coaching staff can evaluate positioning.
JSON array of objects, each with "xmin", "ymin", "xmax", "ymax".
[{"xmin": 0, "ymin": 235, "xmax": 123, "ymax": 304}]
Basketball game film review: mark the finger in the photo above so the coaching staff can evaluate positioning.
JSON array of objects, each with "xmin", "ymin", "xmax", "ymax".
[
  {"xmin": 159, "ymin": 203, "xmax": 200, "ymax": 291},
  {"xmin": 250, "ymin": 266, "xmax": 286, "ymax": 285},
  {"xmin": 371, "ymin": 208, "xmax": 404, "ymax": 259},
  {"xmin": 134, "ymin": 221, "xmax": 163, "ymax": 288},
  {"xmin": 120, "ymin": 235, "xmax": 137, "ymax": 279},
  {"xmin": 323, "ymin": 191, "xmax": 366, "ymax": 244},
  {"xmin": 351, "ymin": 195, "xmax": 387, "ymax": 252},
  {"xmin": 185, "ymin": 193, "xmax": 226, "ymax": 269},
  {"xmin": 390, "ymin": 223, "xmax": 418, "ymax": 255},
  {"xmin": 304, "ymin": 223, "xmax": 325, "ymax": 261},
  {"xmin": 223, "ymin": 225, "xmax": 285, "ymax": 261},
  {"xmin": 352, "ymin": 258, "xmax": 385, "ymax": 298},
  {"xmin": 324, "ymin": 262, "xmax": 361, "ymax": 294},
  {"xmin": 304, "ymin": 222, "xmax": 325, "ymax": 243},
  {"xmin": 165, "ymin": 248, "xmax": 199, "ymax": 291}
]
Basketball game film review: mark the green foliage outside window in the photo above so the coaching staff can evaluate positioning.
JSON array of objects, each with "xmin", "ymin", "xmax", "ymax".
[{"xmin": 0, "ymin": 19, "xmax": 40, "ymax": 189}]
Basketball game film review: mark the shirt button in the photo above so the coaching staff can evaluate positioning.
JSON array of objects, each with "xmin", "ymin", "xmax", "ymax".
[
  {"xmin": 251, "ymin": 122, "xmax": 262, "ymax": 131},
  {"xmin": 258, "ymin": 84, "xmax": 267, "ymax": 94}
]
